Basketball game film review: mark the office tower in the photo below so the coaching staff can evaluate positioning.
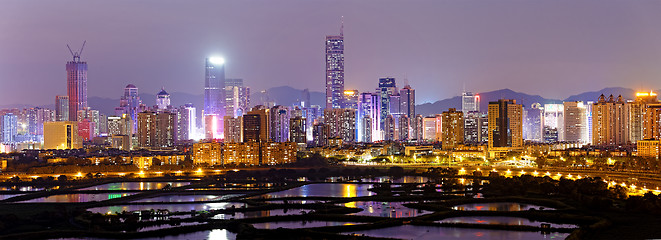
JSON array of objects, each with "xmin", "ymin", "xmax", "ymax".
[
  {"xmin": 544, "ymin": 126, "xmax": 559, "ymax": 143},
  {"xmin": 342, "ymin": 90, "xmax": 359, "ymax": 110},
  {"xmin": 225, "ymin": 78, "xmax": 250, "ymax": 117},
  {"xmin": 98, "ymin": 113, "xmax": 108, "ymax": 135},
  {"xmin": 592, "ymin": 94, "xmax": 629, "ymax": 145},
  {"xmin": 464, "ymin": 111, "xmax": 480, "ymax": 143},
  {"xmin": 323, "ymin": 108, "xmax": 356, "ymax": 143},
  {"xmin": 398, "ymin": 115, "xmax": 410, "ymax": 141},
  {"xmin": 411, "ymin": 115, "xmax": 423, "ymax": 141},
  {"xmin": 178, "ymin": 104, "xmax": 196, "ymax": 140},
  {"xmin": 632, "ymin": 91, "xmax": 658, "ymax": 143},
  {"xmin": 224, "ymin": 116, "xmax": 243, "ymax": 143},
  {"xmin": 66, "ymin": 43, "xmax": 88, "ymax": 122},
  {"xmin": 400, "ymin": 85, "xmax": 415, "ymax": 119},
  {"xmin": 378, "ymin": 77, "xmax": 397, "ymax": 130},
  {"xmin": 77, "ymin": 108, "xmax": 100, "ymax": 137},
  {"xmin": 116, "ymin": 84, "xmax": 142, "ymax": 133},
  {"xmin": 384, "ymin": 115, "xmax": 395, "ymax": 141},
  {"xmin": 137, "ymin": 111, "xmax": 177, "ymax": 149},
  {"xmin": 107, "ymin": 115, "xmax": 132, "ymax": 136},
  {"xmin": 422, "ymin": 116, "xmax": 437, "ymax": 142},
  {"xmin": 269, "ymin": 105, "xmax": 290, "ymax": 142},
  {"xmin": 243, "ymin": 107, "xmax": 269, "ymax": 142},
  {"xmin": 325, "ymin": 22, "xmax": 344, "ymax": 109},
  {"xmin": 289, "ymin": 116, "xmax": 306, "ymax": 143},
  {"xmin": 442, "ymin": 108, "xmax": 464, "ymax": 150},
  {"xmin": 461, "ymin": 92, "xmax": 480, "ymax": 113},
  {"xmin": 55, "ymin": 96, "xmax": 69, "ymax": 121},
  {"xmin": 156, "ymin": 88, "xmax": 171, "ymax": 110},
  {"xmin": 564, "ymin": 101, "xmax": 588, "ymax": 143},
  {"xmin": 26, "ymin": 107, "xmax": 53, "ymax": 136},
  {"xmin": 488, "ymin": 99, "xmax": 523, "ymax": 150},
  {"xmin": 357, "ymin": 92, "xmax": 373, "ymax": 142},
  {"xmin": 1, "ymin": 114, "xmax": 17, "ymax": 143},
  {"xmin": 43, "ymin": 121, "xmax": 82, "ymax": 149},
  {"xmin": 205, "ymin": 57, "xmax": 226, "ymax": 138},
  {"xmin": 524, "ymin": 103, "xmax": 544, "ymax": 142},
  {"xmin": 77, "ymin": 119, "xmax": 96, "ymax": 141},
  {"xmin": 313, "ymin": 123, "xmax": 330, "ymax": 147},
  {"xmin": 543, "ymin": 104, "xmax": 564, "ymax": 141},
  {"xmin": 301, "ymin": 89, "xmax": 311, "ymax": 108}
]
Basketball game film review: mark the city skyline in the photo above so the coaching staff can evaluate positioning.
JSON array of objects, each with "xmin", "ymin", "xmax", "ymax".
[{"xmin": 3, "ymin": 1, "xmax": 661, "ymax": 106}]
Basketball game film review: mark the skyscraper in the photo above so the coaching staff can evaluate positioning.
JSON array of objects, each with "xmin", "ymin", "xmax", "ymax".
[
  {"xmin": 563, "ymin": 101, "xmax": 588, "ymax": 143},
  {"xmin": 378, "ymin": 77, "xmax": 396, "ymax": 130},
  {"xmin": 269, "ymin": 105, "xmax": 290, "ymax": 142},
  {"xmin": 156, "ymin": 88, "xmax": 171, "ymax": 110},
  {"xmin": 66, "ymin": 44, "xmax": 88, "ymax": 121},
  {"xmin": 462, "ymin": 92, "xmax": 480, "ymax": 113},
  {"xmin": 43, "ymin": 121, "xmax": 82, "ymax": 149},
  {"xmin": 325, "ymin": 22, "xmax": 344, "ymax": 109},
  {"xmin": 442, "ymin": 108, "xmax": 464, "ymax": 150},
  {"xmin": 1, "ymin": 113, "xmax": 17, "ymax": 143},
  {"xmin": 205, "ymin": 57, "xmax": 226, "ymax": 138},
  {"xmin": 225, "ymin": 79, "xmax": 250, "ymax": 117},
  {"xmin": 592, "ymin": 94, "xmax": 628, "ymax": 145},
  {"xmin": 342, "ymin": 90, "xmax": 359, "ymax": 110},
  {"xmin": 55, "ymin": 95, "xmax": 69, "ymax": 121},
  {"xmin": 116, "ymin": 84, "xmax": 141, "ymax": 133},
  {"xmin": 488, "ymin": 99, "xmax": 523, "ymax": 154},
  {"xmin": 324, "ymin": 108, "xmax": 356, "ymax": 143},
  {"xmin": 400, "ymin": 85, "xmax": 415, "ymax": 119},
  {"xmin": 137, "ymin": 111, "xmax": 177, "ymax": 149}
]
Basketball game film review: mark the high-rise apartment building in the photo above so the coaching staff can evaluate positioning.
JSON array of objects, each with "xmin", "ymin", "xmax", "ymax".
[
  {"xmin": 488, "ymin": 99, "xmax": 523, "ymax": 154},
  {"xmin": 544, "ymin": 104, "xmax": 564, "ymax": 141},
  {"xmin": 205, "ymin": 57, "xmax": 226, "ymax": 138},
  {"xmin": 564, "ymin": 101, "xmax": 588, "ymax": 143},
  {"xmin": 1, "ymin": 114, "xmax": 17, "ymax": 144},
  {"xmin": 422, "ymin": 116, "xmax": 438, "ymax": 142},
  {"xmin": 592, "ymin": 94, "xmax": 629, "ymax": 145},
  {"xmin": 225, "ymin": 79, "xmax": 250, "ymax": 118},
  {"xmin": 631, "ymin": 91, "xmax": 658, "ymax": 143},
  {"xmin": 243, "ymin": 107, "xmax": 269, "ymax": 142},
  {"xmin": 462, "ymin": 92, "xmax": 480, "ymax": 113},
  {"xmin": 524, "ymin": 103, "xmax": 544, "ymax": 142},
  {"xmin": 324, "ymin": 108, "xmax": 356, "ymax": 143},
  {"xmin": 325, "ymin": 23, "xmax": 344, "ymax": 109},
  {"xmin": 137, "ymin": 111, "xmax": 177, "ymax": 149},
  {"xmin": 442, "ymin": 108, "xmax": 464, "ymax": 150},
  {"xmin": 66, "ymin": 48, "xmax": 88, "ymax": 122},
  {"xmin": 107, "ymin": 115, "xmax": 132, "ymax": 136},
  {"xmin": 269, "ymin": 105, "xmax": 290, "ymax": 142},
  {"xmin": 289, "ymin": 116, "xmax": 306, "ymax": 143},
  {"xmin": 55, "ymin": 96, "xmax": 69, "ymax": 121},
  {"xmin": 224, "ymin": 116, "xmax": 243, "ymax": 143}
]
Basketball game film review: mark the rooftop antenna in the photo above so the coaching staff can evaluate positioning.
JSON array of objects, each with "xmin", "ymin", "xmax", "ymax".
[
  {"xmin": 340, "ymin": 16, "xmax": 344, "ymax": 37},
  {"xmin": 67, "ymin": 40, "xmax": 86, "ymax": 62}
]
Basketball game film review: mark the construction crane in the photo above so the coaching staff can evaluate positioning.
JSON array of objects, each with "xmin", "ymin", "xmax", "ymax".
[{"xmin": 67, "ymin": 40, "xmax": 86, "ymax": 62}]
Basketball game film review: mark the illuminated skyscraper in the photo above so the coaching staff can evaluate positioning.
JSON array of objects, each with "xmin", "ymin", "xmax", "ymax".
[
  {"xmin": 205, "ymin": 57, "xmax": 226, "ymax": 138},
  {"xmin": 325, "ymin": 21, "xmax": 344, "ymax": 109},
  {"xmin": 442, "ymin": 108, "xmax": 464, "ymax": 150},
  {"xmin": 342, "ymin": 90, "xmax": 359, "ymax": 111},
  {"xmin": 324, "ymin": 108, "xmax": 356, "ymax": 143},
  {"xmin": 378, "ymin": 77, "xmax": 397, "ymax": 130},
  {"xmin": 225, "ymin": 79, "xmax": 250, "ymax": 117},
  {"xmin": 156, "ymin": 88, "xmax": 171, "ymax": 110},
  {"xmin": 269, "ymin": 105, "xmax": 290, "ymax": 142},
  {"xmin": 55, "ymin": 95, "xmax": 69, "ymax": 121},
  {"xmin": 400, "ymin": 85, "xmax": 415, "ymax": 119},
  {"xmin": 289, "ymin": 116, "xmax": 306, "ymax": 143},
  {"xmin": 563, "ymin": 101, "xmax": 588, "ymax": 143},
  {"xmin": 66, "ymin": 45, "xmax": 88, "ymax": 121},
  {"xmin": 116, "ymin": 84, "xmax": 141, "ymax": 133},
  {"xmin": 488, "ymin": 99, "xmax": 523, "ymax": 153},
  {"xmin": 1, "ymin": 113, "xmax": 17, "ymax": 143},
  {"xmin": 137, "ymin": 111, "xmax": 177, "ymax": 149},
  {"xmin": 462, "ymin": 92, "xmax": 480, "ymax": 113},
  {"xmin": 592, "ymin": 94, "xmax": 628, "ymax": 145},
  {"xmin": 43, "ymin": 121, "xmax": 82, "ymax": 149},
  {"xmin": 243, "ymin": 107, "xmax": 269, "ymax": 142},
  {"xmin": 357, "ymin": 92, "xmax": 379, "ymax": 142}
]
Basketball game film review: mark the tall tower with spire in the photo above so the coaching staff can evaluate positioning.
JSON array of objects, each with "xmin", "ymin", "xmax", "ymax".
[
  {"xmin": 325, "ymin": 18, "xmax": 345, "ymax": 109},
  {"xmin": 66, "ymin": 41, "xmax": 88, "ymax": 121}
]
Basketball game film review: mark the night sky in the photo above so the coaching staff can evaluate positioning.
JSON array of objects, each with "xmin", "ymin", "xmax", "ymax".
[{"xmin": 2, "ymin": 0, "xmax": 661, "ymax": 106}]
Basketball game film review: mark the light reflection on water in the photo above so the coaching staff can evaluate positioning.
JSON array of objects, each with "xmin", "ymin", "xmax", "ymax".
[
  {"xmin": 20, "ymin": 193, "xmax": 134, "ymax": 203},
  {"xmin": 80, "ymin": 182, "xmax": 190, "ymax": 191},
  {"xmin": 345, "ymin": 225, "xmax": 569, "ymax": 240},
  {"xmin": 49, "ymin": 229, "xmax": 236, "ymax": 240},
  {"xmin": 262, "ymin": 183, "xmax": 374, "ymax": 198},
  {"xmin": 346, "ymin": 201, "xmax": 432, "ymax": 218},
  {"xmin": 252, "ymin": 221, "xmax": 357, "ymax": 229},
  {"xmin": 131, "ymin": 194, "xmax": 239, "ymax": 202},
  {"xmin": 440, "ymin": 216, "xmax": 577, "ymax": 228},
  {"xmin": 88, "ymin": 202, "xmax": 245, "ymax": 214},
  {"xmin": 452, "ymin": 202, "xmax": 554, "ymax": 211}
]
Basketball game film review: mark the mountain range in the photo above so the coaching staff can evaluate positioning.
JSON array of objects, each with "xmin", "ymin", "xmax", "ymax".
[{"xmin": 0, "ymin": 86, "xmax": 653, "ymax": 117}]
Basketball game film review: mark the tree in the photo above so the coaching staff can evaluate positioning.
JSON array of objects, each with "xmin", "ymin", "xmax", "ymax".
[{"xmin": 57, "ymin": 175, "xmax": 68, "ymax": 182}]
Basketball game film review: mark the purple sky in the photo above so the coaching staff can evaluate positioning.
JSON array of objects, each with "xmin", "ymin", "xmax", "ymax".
[{"xmin": 2, "ymin": 0, "xmax": 661, "ymax": 106}]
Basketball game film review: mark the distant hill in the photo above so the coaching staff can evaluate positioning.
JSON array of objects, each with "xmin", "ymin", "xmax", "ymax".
[
  {"xmin": 415, "ymin": 88, "xmax": 561, "ymax": 117},
  {"xmin": 563, "ymin": 87, "xmax": 636, "ymax": 102}
]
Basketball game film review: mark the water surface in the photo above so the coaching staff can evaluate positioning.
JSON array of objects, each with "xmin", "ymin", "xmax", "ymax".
[
  {"xmin": 346, "ymin": 201, "xmax": 431, "ymax": 218},
  {"xmin": 440, "ymin": 216, "xmax": 577, "ymax": 228},
  {"xmin": 261, "ymin": 183, "xmax": 374, "ymax": 198},
  {"xmin": 21, "ymin": 193, "xmax": 134, "ymax": 203},
  {"xmin": 345, "ymin": 225, "xmax": 569, "ymax": 240},
  {"xmin": 80, "ymin": 182, "xmax": 190, "ymax": 191},
  {"xmin": 452, "ymin": 202, "xmax": 553, "ymax": 211}
]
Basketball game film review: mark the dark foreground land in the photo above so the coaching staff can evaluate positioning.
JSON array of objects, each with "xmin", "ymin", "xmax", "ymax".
[{"xmin": 0, "ymin": 166, "xmax": 659, "ymax": 240}]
